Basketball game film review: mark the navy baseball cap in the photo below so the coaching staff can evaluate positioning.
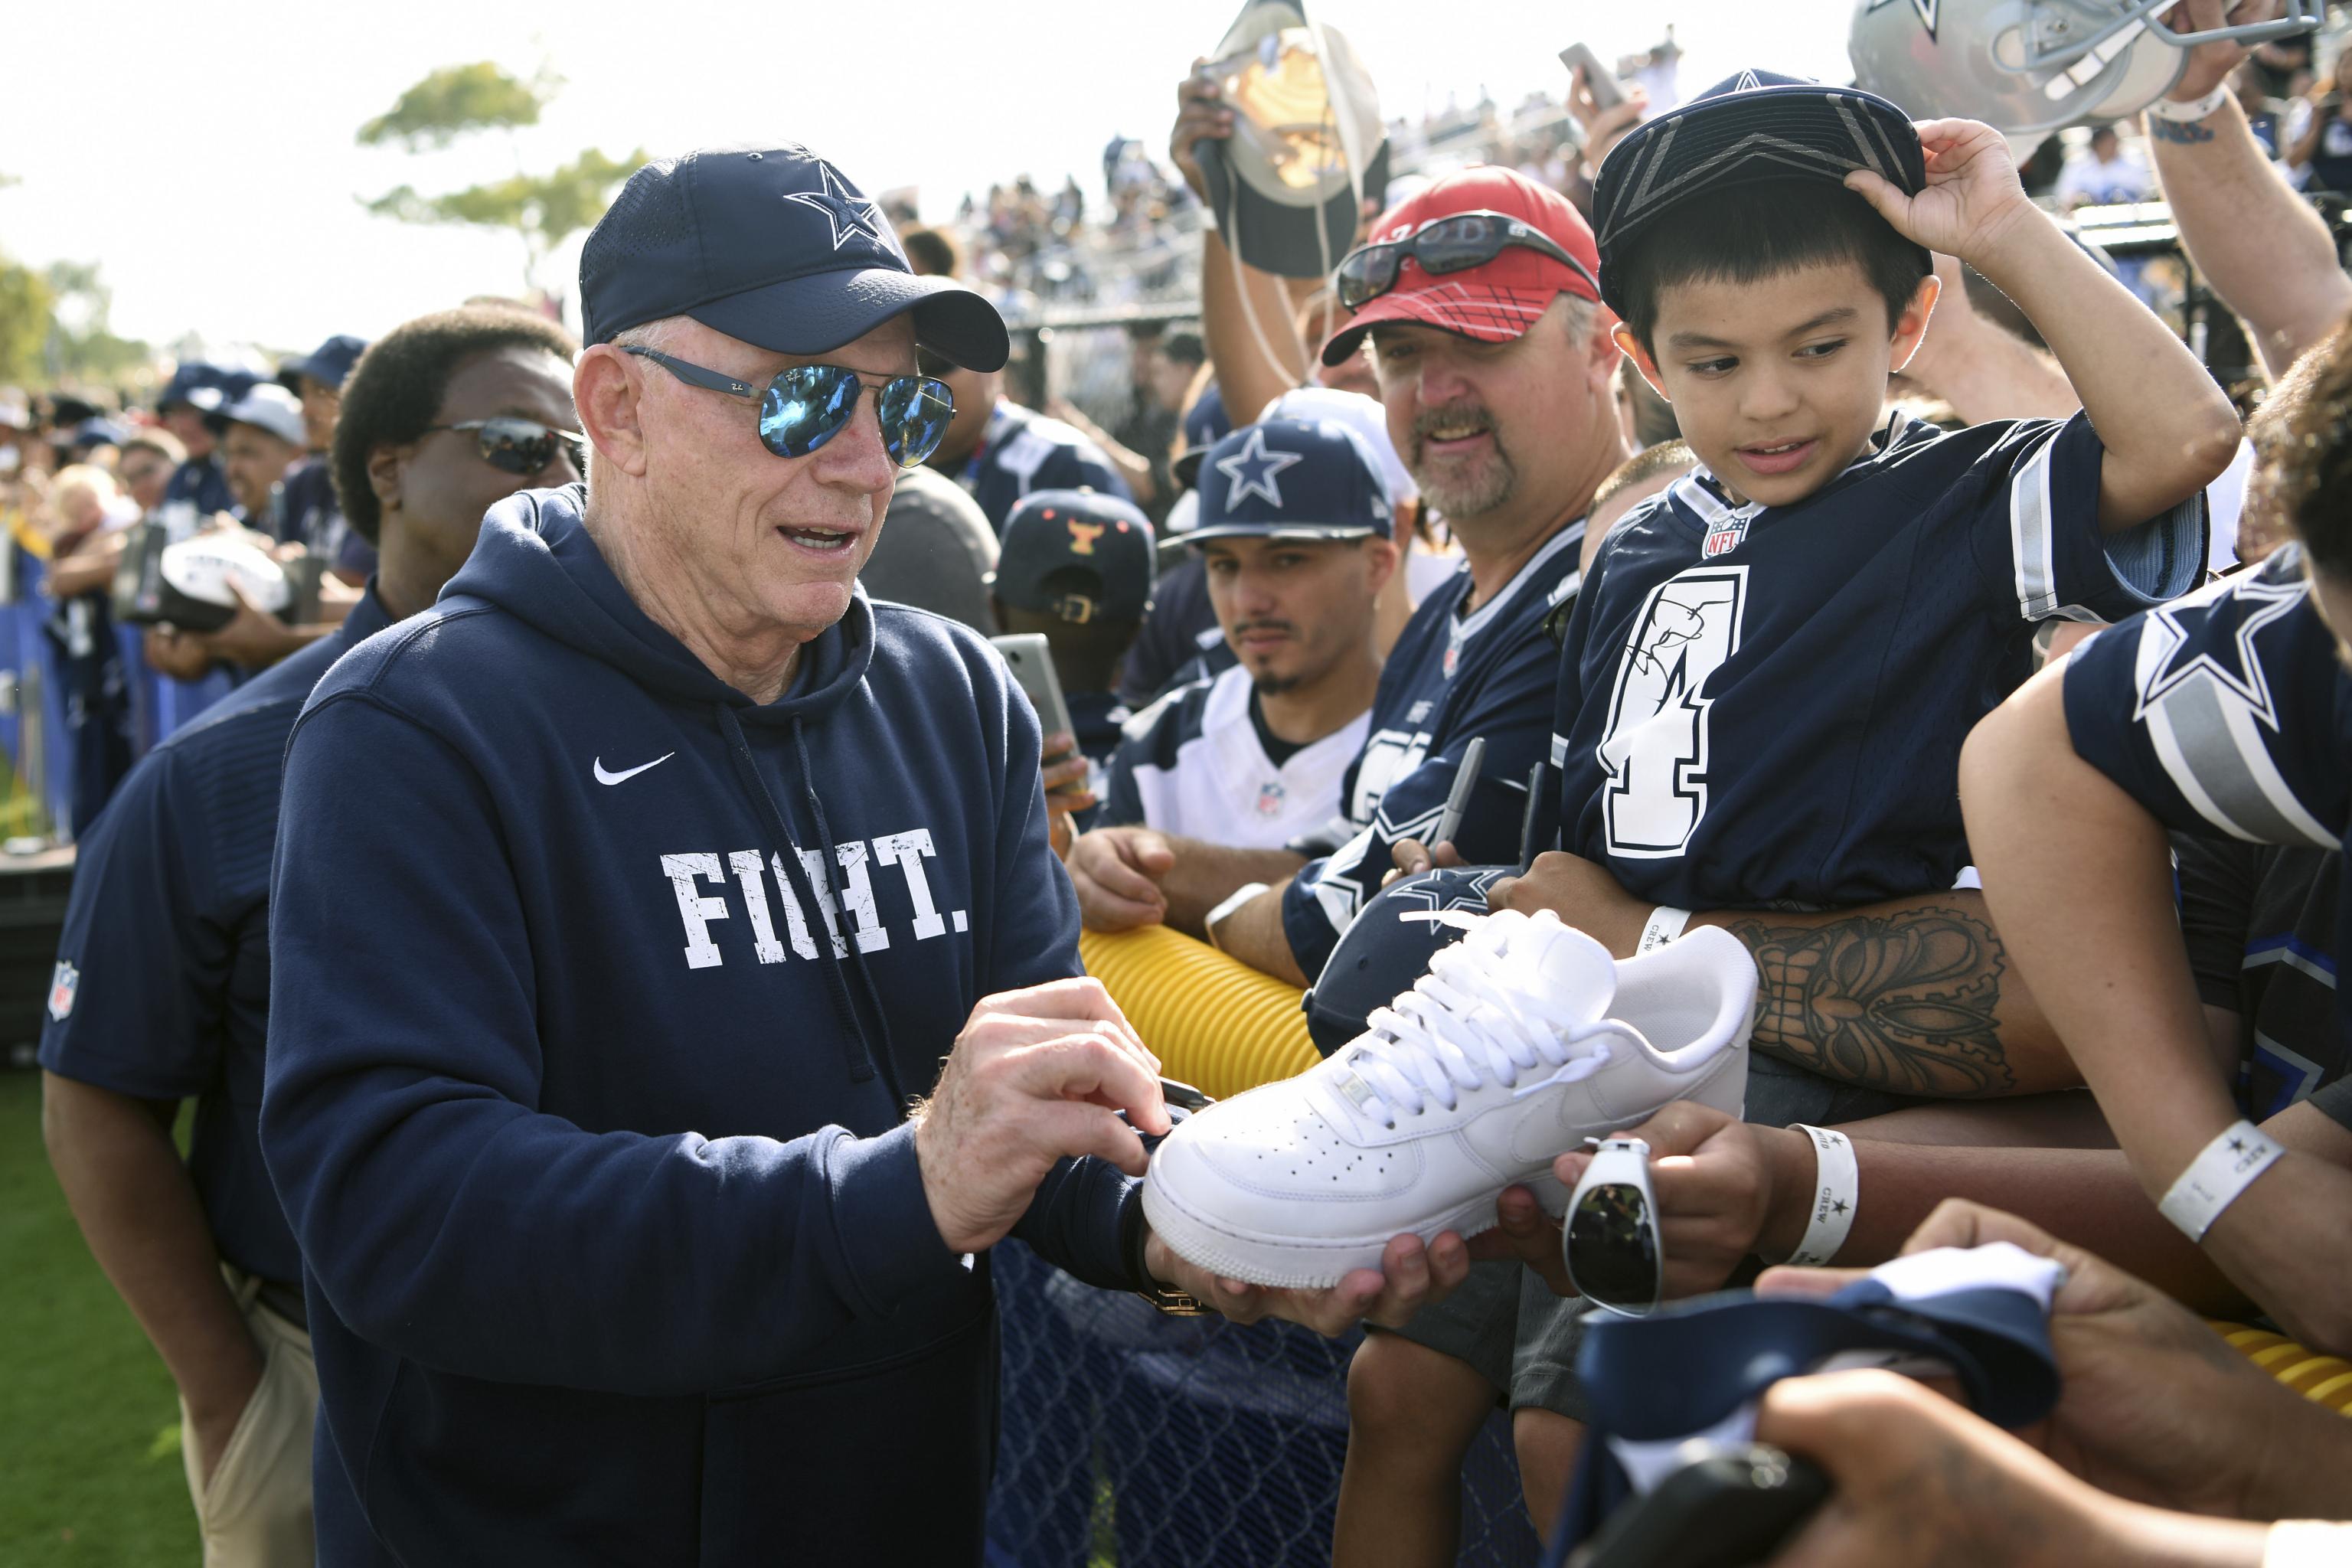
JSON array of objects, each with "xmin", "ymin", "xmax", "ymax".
[
  {"xmin": 580, "ymin": 145, "xmax": 1008, "ymax": 371},
  {"xmin": 157, "ymin": 361, "xmax": 260, "ymax": 414},
  {"xmin": 1189, "ymin": 416, "xmax": 1393, "ymax": 544},
  {"xmin": 1168, "ymin": 382, "xmax": 1235, "ymax": 493},
  {"xmin": 71, "ymin": 416, "xmax": 130, "ymax": 451},
  {"xmin": 279, "ymin": 334, "xmax": 368, "ymax": 392},
  {"xmin": 1590, "ymin": 70, "xmax": 1928, "ymax": 318},
  {"xmin": 989, "ymin": 489, "xmax": 1156, "ymax": 624}
]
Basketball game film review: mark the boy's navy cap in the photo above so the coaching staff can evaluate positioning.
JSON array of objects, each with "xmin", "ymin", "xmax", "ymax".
[
  {"xmin": 1590, "ymin": 70, "xmax": 1929, "ymax": 318},
  {"xmin": 1189, "ymin": 416, "xmax": 1392, "ymax": 544},
  {"xmin": 279, "ymin": 334, "xmax": 368, "ymax": 392},
  {"xmin": 580, "ymin": 145, "xmax": 1009, "ymax": 372},
  {"xmin": 989, "ymin": 489, "xmax": 1156, "ymax": 624}
]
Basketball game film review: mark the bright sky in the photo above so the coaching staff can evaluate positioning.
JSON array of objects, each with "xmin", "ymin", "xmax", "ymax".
[{"xmin": 0, "ymin": 1, "xmax": 1855, "ymax": 363}]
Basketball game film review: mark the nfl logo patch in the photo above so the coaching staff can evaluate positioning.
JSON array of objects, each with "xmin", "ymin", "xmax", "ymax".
[
  {"xmin": 1255, "ymin": 778, "xmax": 1287, "ymax": 816},
  {"xmin": 47, "ymin": 960, "xmax": 78, "ymax": 1022},
  {"xmin": 1703, "ymin": 521, "xmax": 1749, "ymax": 558}
]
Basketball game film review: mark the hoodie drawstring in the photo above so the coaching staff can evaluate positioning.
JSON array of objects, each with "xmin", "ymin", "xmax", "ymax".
[
  {"xmin": 792, "ymin": 720, "xmax": 901, "ymax": 1076},
  {"xmin": 714, "ymin": 703, "xmax": 893, "ymax": 1098}
]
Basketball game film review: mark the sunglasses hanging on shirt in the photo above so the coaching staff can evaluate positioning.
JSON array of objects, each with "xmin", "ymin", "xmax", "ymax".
[
  {"xmin": 1564, "ymin": 1136, "xmax": 1663, "ymax": 1317},
  {"xmin": 622, "ymin": 346, "xmax": 956, "ymax": 469}
]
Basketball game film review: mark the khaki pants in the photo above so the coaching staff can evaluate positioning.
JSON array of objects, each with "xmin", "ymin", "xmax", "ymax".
[{"xmin": 178, "ymin": 1267, "xmax": 316, "ymax": 1568}]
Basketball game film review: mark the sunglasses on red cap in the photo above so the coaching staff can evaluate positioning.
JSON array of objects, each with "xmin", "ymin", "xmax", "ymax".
[{"xmin": 1334, "ymin": 210, "xmax": 1599, "ymax": 313}]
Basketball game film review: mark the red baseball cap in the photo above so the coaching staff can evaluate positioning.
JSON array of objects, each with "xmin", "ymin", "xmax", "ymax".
[{"xmin": 1318, "ymin": 165, "xmax": 1602, "ymax": 367}]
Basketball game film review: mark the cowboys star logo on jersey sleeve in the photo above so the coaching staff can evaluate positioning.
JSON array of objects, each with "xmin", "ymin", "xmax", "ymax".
[{"xmin": 2120, "ymin": 565, "xmax": 2340, "ymax": 848}]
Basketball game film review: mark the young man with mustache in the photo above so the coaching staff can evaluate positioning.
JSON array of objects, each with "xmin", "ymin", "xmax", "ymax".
[{"xmin": 1099, "ymin": 416, "xmax": 1397, "ymax": 847}]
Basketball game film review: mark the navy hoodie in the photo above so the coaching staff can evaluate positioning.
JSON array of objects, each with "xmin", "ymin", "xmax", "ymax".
[{"xmin": 263, "ymin": 485, "xmax": 1145, "ymax": 1565}]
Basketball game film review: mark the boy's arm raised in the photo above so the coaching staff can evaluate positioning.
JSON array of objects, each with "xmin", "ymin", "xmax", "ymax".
[{"xmin": 1848, "ymin": 119, "xmax": 2242, "ymax": 533}]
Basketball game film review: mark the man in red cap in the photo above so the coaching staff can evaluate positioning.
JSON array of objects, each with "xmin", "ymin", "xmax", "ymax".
[{"xmin": 1067, "ymin": 166, "xmax": 1630, "ymax": 1004}]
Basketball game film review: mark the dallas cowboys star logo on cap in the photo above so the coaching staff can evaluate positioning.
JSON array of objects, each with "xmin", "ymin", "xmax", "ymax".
[
  {"xmin": 1214, "ymin": 426, "xmax": 1305, "ymax": 511},
  {"xmin": 785, "ymin": 161, "xmax": 891, "ymax": 253}
]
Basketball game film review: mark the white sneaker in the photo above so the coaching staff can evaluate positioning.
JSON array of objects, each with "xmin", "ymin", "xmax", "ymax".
[{"xmin": 1141, "ymin": 910, "xmax": 1753, "ymax": 1288}]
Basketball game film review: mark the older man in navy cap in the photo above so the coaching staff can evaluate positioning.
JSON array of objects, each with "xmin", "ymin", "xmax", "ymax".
[{"xmin": 260, "ymin": 145, "xmax": 1465, "ymax": 1565}]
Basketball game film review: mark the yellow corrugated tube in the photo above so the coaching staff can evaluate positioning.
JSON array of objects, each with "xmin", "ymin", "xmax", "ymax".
[{"xmin": 1079, "ymin": 926, "xmax": 1319, "ymax": 1102}]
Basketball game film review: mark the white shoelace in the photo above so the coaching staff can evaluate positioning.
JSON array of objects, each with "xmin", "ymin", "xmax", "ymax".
[{"xmin": 1341, "ymin": 916, "xmax": 1610, "ymax": 1125}]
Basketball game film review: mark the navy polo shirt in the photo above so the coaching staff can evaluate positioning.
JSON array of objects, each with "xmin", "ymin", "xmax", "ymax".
[
  {"xmin": 165, "ymin": 453, "xmax": 235, "ymax": 519},
  {"xmin": 39, "ymin": 586, "xmax": 394, "ymax": 1282}
]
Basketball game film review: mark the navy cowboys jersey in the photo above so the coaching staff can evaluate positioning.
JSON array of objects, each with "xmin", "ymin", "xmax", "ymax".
[
  {"xmin": 2067, "ymin": 549, "xmax": 2350, "ymax": 856},
  {"xmin": 1553, "ymin": 410, "xmax": 2207, "ymax": 910},
  {"xmin": 2066, "ymin": 549, "xmax": 2352, "ymax": 1037},
  {"xmin": 952, "ymin": 399, "xmax": 1132, "ymax": 535},
  {"xmin": 1279, "ymin": 519, "xmax": 1586, "ymax": 977},
  {"xmin": 1102, "ymin": 662, "xmax": 1370, "ymax": 848}
]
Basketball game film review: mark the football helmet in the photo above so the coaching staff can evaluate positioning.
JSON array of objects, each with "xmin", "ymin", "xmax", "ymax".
[
  {"xmin": 1850, "ymin": 0, "xmax": 2324, "ymax": 139},
  {"xmin": 1301, "ymin": 864, "xmax": 1511, "ymax": 1057}
]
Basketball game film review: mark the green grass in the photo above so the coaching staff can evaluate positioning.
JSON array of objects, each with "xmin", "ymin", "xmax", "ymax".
[{"xmin": 1, "ymin": 1070, "xmax": 195, "ymax": 1564}]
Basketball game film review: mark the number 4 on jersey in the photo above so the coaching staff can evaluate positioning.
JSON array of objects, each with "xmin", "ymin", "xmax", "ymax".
[{"xmin": 1598, "ymin": 567, "xmax": 1749, "ymax": 858}]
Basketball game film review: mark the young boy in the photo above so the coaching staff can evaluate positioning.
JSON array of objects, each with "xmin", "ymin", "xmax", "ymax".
[{"xmin": 1353, "ymin": 70, "xmax": 2239, "ymax": 1553}]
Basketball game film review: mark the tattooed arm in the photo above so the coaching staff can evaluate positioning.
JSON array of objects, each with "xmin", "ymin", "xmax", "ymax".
[
  {"xmin": 1492, "ymin": 854, "xmax": 2071, "ymax": 1096},
  {"xmin": 1720, "ymin": 896, "xmax": 2054, "ymax": 1097}
]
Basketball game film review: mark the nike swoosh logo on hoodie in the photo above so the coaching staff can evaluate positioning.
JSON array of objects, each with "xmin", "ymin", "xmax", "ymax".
[{"xmin": 593, "ymin": 753, "xmax": 675, "ymax": 786}]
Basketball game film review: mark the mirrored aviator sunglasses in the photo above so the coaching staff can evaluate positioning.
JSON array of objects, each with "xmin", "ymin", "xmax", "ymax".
[
  {"xmin": 1563, "ymin": 1136, "xmax": 1663, "ymax": 1317},
  {"xmin": 622, "ymin": 347, "xmax": 954, "ymax": 469},
  {"xmin": 428, "ymin": 417, "xmax": 586, "ymax": 476}
]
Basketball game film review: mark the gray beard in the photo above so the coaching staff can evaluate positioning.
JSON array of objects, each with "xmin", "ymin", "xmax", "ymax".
[{"xmin": 1413, "ymin": 446, "xmax": 1517, "ymax": 521}]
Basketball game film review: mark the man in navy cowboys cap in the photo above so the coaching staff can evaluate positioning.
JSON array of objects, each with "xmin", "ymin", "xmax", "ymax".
[
  {"xmin": 1090, "ymin": 416, "xmax": 1395, "ymax": 853},
  {"xmin": 259, "ymin": 145, "xmax": 1467, "ymax": 1566}
]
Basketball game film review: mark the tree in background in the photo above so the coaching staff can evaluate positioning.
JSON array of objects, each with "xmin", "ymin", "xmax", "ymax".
[
  {"xmin": 0, "ymin": 256, "xmax": 50, "ymax": 387},
  {"xmin": 41, "ymin": 263, "xmax": 149, "ymax": 386},
  {"xmin": 357, "ymin": 61, "xmax": 643, "ymax": 308}
]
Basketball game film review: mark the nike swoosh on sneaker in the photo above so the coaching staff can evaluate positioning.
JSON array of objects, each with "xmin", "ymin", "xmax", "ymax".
[{"xmin": 593, "ymin": 753, "xmax": 675, "ymax": 786}]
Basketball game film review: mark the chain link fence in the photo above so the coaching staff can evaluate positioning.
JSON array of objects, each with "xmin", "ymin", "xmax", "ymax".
[{"xmin": 987, "ymin": 1240, "xmax": 1543, "ymax": 1568}]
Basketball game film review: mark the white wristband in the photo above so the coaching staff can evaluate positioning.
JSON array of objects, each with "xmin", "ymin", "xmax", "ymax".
[
  {"xmin": 1203, "ymin": 881, "xmax": 1269, "ymax": 952},
  {"xmin": 2266, "ymin": 1521, "xmax": 2352, "ymax": 1568},
  {"xmin": 2145, "ymin": 83, "xmax": 2232, "ymax": 122},
  {"xmin": 1782, "ymin": 1125, "xmax": 1860, "ymax": 1268},
  {"xmin": 1637, "ymin": 906, "xmax": 1690, "ymax": 956},
  {"xmin": 2158, "ymin": 1119, "xmax": 2286, "ymax": 1242}
]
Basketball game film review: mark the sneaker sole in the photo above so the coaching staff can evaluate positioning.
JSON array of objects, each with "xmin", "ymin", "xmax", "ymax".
[
  {"xmin": 1140, "ymin": 1162, "xmax": 1575, "ymax": 1290},
  {"xmin": 1141, "ymin": 1089, "xmax": 1750, "ymax": 1290}
]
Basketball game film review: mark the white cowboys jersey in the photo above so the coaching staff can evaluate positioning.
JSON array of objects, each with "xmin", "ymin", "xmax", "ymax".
[{"xmin": 1101, "ymin": 663, "xmax": 1370, "ymax": 848}]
